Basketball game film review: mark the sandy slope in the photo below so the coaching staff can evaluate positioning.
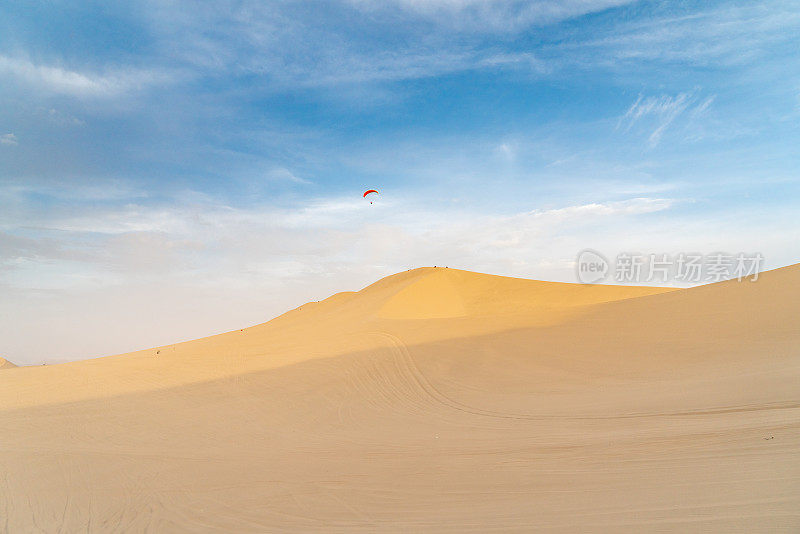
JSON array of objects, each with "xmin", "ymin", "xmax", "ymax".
[
  {"xmin": 0, "ymin": 358, "xmax": 16, "ymax": 370},
  {"xmin": 0, "ymin": 266, "xmax": 798, "ymax": 532}
]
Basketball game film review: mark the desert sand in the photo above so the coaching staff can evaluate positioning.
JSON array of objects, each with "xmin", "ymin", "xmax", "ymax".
[{"xmin": 0, "ymin": 266, "xmax": 798, "ymax": 532}]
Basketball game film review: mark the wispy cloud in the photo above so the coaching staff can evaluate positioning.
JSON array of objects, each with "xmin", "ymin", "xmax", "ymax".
[
  {"xmin": 618, "ymin": 91, "xmax": 716, "ymax": 147},
  {"xmin": 100, "ymin": 0, "xmax": 798, "ymax": 95},
  {"xmin": 142, "ymin": 0, "xmax": 621, "ymax": 88},
  {"xmin": 0, "ymin": 55, "xmax": 170, "ymax": 97},
  {"xmin": 0, "ymin": 133, "xmax": 18, "ymax": 146},
  {"xmin": 349, "ymin": 0, "xmax": 635, "ymax": 32},
  {"xmin": 42, "ymin": 108, "xmax": 86, "ymax": 127},
  {"xmin": 1, "ymin": 193, "xmax": 674, "ymax": 280},
  {"xmin": 267, "ymin": 168, "xmax": 311, "ymax": 185},
  {"xmin": 569, "ymin": 2, "xmax": 800, "ymax": 68}
]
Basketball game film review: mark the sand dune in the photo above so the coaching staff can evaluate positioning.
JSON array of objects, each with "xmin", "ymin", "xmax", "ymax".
[
  {"xmin": 0, "ymin": 357, "xmax": 16, "ymax": 370},
  {"xmin": 1, "ymin": 266, "xmax": 798, "ymax": 532}
]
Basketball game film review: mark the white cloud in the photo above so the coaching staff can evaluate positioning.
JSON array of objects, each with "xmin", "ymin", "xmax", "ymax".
[
  {"xmin": 0, "ymin": 133, "xmax": 18, "ymax": 146},
  {"xmin": 267, "ymin": 167, "xmax": 311, "ymax": 184},
  {"xmin": 571, "ymin": 2, "xmax": 800, "ymax": 68},
  {"xmin": 44, "ymin": 108, "xmax": 86, "ymax": 126},
  {"xmin": 691, "ymin": 95, "xmax": 716, "ymax": 117},
  {"xmin": 349, "ymin": 0, "xmax": 634, "ymax": 32},
  {"xmin": 2, "ymin": 194, "xmax": 674, "ymax": 278},
  {"xmin": 136, "ymin": 0, "xmax": 799, "ymax": 94},
  {"xmin": 618, "ymin": 91, "xmax": 717, "ymax": 147},
  {"xmin": 495, "ymin": 142, "xmax": 516, "ymax": 160},
  {"xmin": 141, "ymin": 1, "xmax": 602, "ymax": 89},
  {"xmin": 0, "ymin": 55, "xmax": 170, "ymax": 97}
]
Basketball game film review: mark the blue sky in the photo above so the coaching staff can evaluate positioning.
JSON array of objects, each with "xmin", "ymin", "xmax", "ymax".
[{"xmin": 1, "ymin": 0, "xmax": 799, "ymax": 363}]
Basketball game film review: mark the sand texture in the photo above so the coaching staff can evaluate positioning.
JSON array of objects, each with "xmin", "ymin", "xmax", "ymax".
[{"xmin": 1, "ymin": 266, "xmax": 798, "ymax": 532}]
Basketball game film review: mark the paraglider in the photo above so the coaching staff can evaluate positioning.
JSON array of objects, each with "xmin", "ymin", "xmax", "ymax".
[{"xmin": 363, "ymin": 189, "xmax": 378, "ymax": 204}]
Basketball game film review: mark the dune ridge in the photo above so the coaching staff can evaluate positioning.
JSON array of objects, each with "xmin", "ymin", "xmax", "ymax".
[{"xmin": 0, "ymin": 265, "xmax": 798, "ymax": 532}]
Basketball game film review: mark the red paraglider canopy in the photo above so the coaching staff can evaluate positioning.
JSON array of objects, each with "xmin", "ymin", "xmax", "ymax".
[{"xmin": 363, "ymin": 189, "xmax": 378, "ymax": 197}]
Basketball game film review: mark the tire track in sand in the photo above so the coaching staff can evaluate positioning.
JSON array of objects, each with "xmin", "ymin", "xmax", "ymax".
[{"xmin": 368, "ymin": 331, "xmax": 800, "ymax": 422}]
